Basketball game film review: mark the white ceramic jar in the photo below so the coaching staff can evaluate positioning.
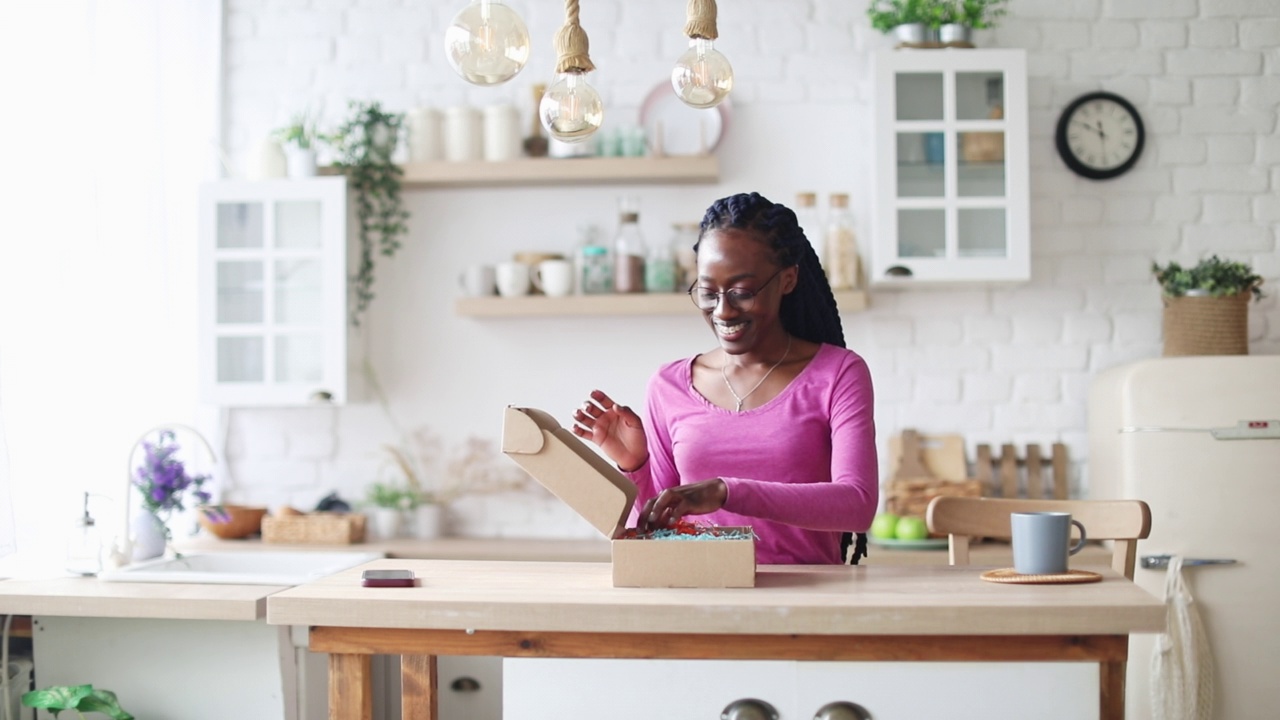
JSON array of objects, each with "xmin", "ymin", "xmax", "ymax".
[
  {"xmin": 482, "ymin": 104, "xmax": 520, "ymax": 162},
  {"xmin": 406, "ymin": 107, "xmax": 443, "ymax": 163},
  {"xmin": 443, "ymin": 105, "xmax": 482, "ymax": 162}
]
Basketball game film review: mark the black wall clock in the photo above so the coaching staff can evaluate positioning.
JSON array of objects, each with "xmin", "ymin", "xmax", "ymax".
[{"xmin": 1055, "ymin": 91, "xmax": 1145, "ymax": 180}]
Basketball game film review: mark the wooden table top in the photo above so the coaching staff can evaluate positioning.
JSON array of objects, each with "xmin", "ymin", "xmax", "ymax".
[
  {"xmin": 0, "ymin": 576, "xmax": 283, "ymax": 621},
  {"xmin": 267, "ymin": 559, "xmax": 1165, "ymax": 637}
]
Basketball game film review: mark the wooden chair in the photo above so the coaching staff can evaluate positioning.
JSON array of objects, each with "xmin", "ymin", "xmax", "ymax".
[{"xmin": 925, "ymin": 496, "xmax": 1152, "ymax": 720}]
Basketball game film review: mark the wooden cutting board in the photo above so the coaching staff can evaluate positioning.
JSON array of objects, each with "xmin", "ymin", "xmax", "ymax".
[{"xmin": 889, "ymin": 432, "xmax": 967, "ymax": 482}]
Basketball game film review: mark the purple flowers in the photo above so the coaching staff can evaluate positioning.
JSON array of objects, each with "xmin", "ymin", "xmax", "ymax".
[{"xmin": 133, "ymin": 430, "xmax": 222, "ymax": 521}]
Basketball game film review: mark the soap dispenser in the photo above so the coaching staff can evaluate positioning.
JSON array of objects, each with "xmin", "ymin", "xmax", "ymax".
[{"xmin": 66, "ymin": 491, "xmax": 102, "ymax": 576}]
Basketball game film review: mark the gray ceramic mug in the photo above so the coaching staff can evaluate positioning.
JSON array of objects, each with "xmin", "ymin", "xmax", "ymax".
[{"xmin": 1011, "ymin": 512, "xmax": 1087, "ymax": 575}]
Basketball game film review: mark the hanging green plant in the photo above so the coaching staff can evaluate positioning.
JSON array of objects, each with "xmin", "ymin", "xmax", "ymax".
[{"xmin": 331, "ymin": 101, "xmax": 409, "ymax": 326}]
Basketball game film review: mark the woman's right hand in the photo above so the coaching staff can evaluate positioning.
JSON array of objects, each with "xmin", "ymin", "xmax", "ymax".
[{"xmin": 571, "ymin": 389, "xmax": 648, "ymax": 472}]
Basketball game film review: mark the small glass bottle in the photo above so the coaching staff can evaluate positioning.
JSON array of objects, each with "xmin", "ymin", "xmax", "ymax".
[
  {"xmin": 644, "ymin": 237, "xmax": 677, "ymax": 293},
  {"xmin": 670, "ymin": 222, "xmax": 701, "ymax": 289},
  {"xmin": 66, "ymin": 491, "xmax": 102, "ymax": 576},
  {"xmin": 824, "ymin": 193, "xmax": 860, "ymax": 290},
  {"xmin": 575, "ymin": 224, "xmax": 613, "ymax": 294},
  {"xmin": 613, "ymin": 196, "xmax": 647, "ymax": 293},
  {"xmin": 793, "ymin": 192, "xmax": 824, "ymax": 257}
]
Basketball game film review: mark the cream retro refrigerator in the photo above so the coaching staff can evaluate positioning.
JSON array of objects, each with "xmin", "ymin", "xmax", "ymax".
[{"xmin": 1089, "ymin": 356, "xmax": 1280, "ymax": 720}]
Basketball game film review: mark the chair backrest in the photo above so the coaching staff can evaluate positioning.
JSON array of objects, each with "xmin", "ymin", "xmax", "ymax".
[{"xmin": 925, "ymin": 497, "xmax": 1152, "ymax": 579}]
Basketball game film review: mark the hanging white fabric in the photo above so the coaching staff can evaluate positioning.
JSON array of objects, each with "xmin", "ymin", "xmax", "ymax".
[{"xmin": 1151, "ymin": 554, "xmax": 1216, "ymax": 720}]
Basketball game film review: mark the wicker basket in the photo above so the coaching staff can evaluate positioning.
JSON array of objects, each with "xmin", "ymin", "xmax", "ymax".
[
  {"xmin": 1162, "ymin": 293, "xmax": 1250, "ymax": 357},
  {"xmin": 261, "ymin": 513, "xmax": 366, "ymax": 544}
]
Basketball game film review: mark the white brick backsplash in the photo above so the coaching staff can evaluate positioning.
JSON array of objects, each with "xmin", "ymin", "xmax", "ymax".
[
  {"xmin": 1184, "ymin": 223, "xmax": 1275, "ymax": 254},
  {"xmin": 1254, "ymin": 195, "xmax": 1280, "ymax": 222},
  {"xmin": 1055, "ymin": 256, "xmax": 1104, "ymax": 286},
  {"xmin": 1028, "ymin": 53, "xmax": 1071, "ymax": 78},
  {"xmin": 896, "ymin": 346, "xmax": 991, "ymax": 373},
  {"xmin": 893, "ymin": 290, "xmax": 990, "ymax": 316},
  {"xmin": 992, "ymin": 287, "xmax": 1086, "ymax": 314},
  {"xmin": 915, "ymin": 375, "xmax": 962, "ymax": 403},
  {"xmin": 1149, "ymin": 76, "xmax": 1192, "ymax": 104},
  {"xmin": 868, "ymin": 317, "xmax": 914, "ymax": 347},
  {"xmin": 874, "ymin": 374, "xmax": 914, "ymax": 404},
  {"xmin": 1208, "ymin": 136, "xmax": 1256, "ymax": 164},
  {"xmin": 287, "ymin": 38, "xmax": 335, "ymax": 66},
  {"xmin": 234, "ymin": 458, "xmax": 321, "ymax": 490},
  {"xmin": 1089, "ymin": 344, "xmax": 1159, "ymax": 373},
  {"xmin": 963, "ymin": 374, "xmax": 1013, "ymax": 403},
  {"xmin": 1113, "ymin": 311, "xmax": 1163, "ymax": 344},
  {"xmin": 1060, "ymin": 196, "xmax": 1104, "ymax": 224},
  {"xmin": 1092, "ymin": 21, "xmax": 1139, "ymax": 48},
  {"xmin": 1152, "ymin": 195, "xmax": 1203, "ymax": 223},
  {"xmin": 258, "ymin": 9, "xmax": 345, "ymax": 38},
  {"xmin": 1101, "ymin": 256, "xmax": 1157, "ymax": 285},
  {"xmin": 1013, "ymin": 373, "xmax": 1062, "ymax": 402},
  {"xmin": 993, "ymin": 403, "xmax": 1086, "ymax": 433},
  {"xmin": 1064, "ymin": 314, "xmax": 1113, "ymax": 344},
  {"xmin": 898, "ymin": 404, "xmax": 994, "ymax": 434},
  {"xmin": 1193, "ymin": 78, "xmax": 1241, "ymax": 106},
  {"xmin": 287, "ymin": 431, "xmax": 337, "ymax": 461},
  {"xmin": 1086, "ymin": 285, "xmax": 1161, "ymax": 312},
  {"xmin": 1061, "ymin": 371, "xmax": 1093, "ymax": 406},
  {"xmin": 1017, "ymin": 0, "xmax": 1103, "ymax": 20},
  {"xmin": 1202, "ymin": 195, "xmax": 1255, "ymax": 223},
  {"xmin": 1189, "ymin": 19, "xmax": 1241, "ymax": 47},
  {"xmin": 1139, "ymin": 21, "xmax": 1189, "ymax": 49},
  {"xmin": 1173, "ymin": 166, "xmax": 1270, "ymax": 194},
  {"xmin": 1103, "ymin": 196, "xmax": 1154, "ymax": 223},
  {"xmin": 1201, "ymin": 0, "xmax": 1280, "ymax": 17},
  {"xmin": 1070, "ymin": 49, "xmax": 1164, "ymax": 77},
  {"xmin": 1038, "ymin": 21, "xmax": 1092, "ymax": 49},
  {"xmin": 336, "ymin": 36, "xmax": 384, "ymax": 66},
  {"xmin": 915, "ymin": 318, "xmax": 964, "ymax": 345},
  {"xmin": 1182, "ymin": 106, "xmax": 1275, "ymax": 135},
  {"xmin": 992, "ymin": 20, "xmax": 1046, "ymax": 48},
  {"xmin": 1034, "ymin": 227, "xmax": 1087, "ymax": 256},
  {"xmin": 1011, "ymin": 315, "xmax": 1064, "ymax": 345},
  {"xmin": 1106, "ymin": 0, "xmax": 1198, "ymax": 19},
  {"xmin": 1168, "ymin": 49, "xmax": 1264, "ymax": 76},
  {"xmin": 964, "ymin": 316, "xmax": 1014, "ymax": 343},
  {"xmin": 1084, "ymin": 222, "xmax": 1179, "ymax": 255},
  {"xmin": 806, "ymin": 22, "xmax": 857, "ymax": 53},
  {"xmin": 992, "ymin": 345, "xmax": 1089, "ymax": 372},
  {"xmin": 226, "ymin": 12, "xmax": 255, "ymax": 40},
  {"xmin": 1239, "ymin": 19, "xmax": 1280, "ymax": 48},
  {"xmin": 1241, "ymin": 76, "xmax": 1280, "ymax": 107}
]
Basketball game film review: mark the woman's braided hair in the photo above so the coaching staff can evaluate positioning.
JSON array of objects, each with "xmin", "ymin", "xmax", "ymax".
[
  {"xmin": 696, "ymin": 192, "xmax": 846, "ymax": 349},
  {"xmin": 696, "ymin": 192, "xmax": 866, "ymax": 565}
]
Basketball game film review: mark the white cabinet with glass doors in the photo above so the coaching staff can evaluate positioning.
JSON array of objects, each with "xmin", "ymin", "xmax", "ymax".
[
  {"xmin": 870, "ymin": 49, "xmax": 1029, "ymax": 285},
  {"xmin": 197, "ymin": 177, "xmax": 349, "ymax": 406}
]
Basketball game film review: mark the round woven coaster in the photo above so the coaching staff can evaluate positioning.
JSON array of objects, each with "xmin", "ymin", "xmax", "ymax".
[{"xmin": 980, "ymin": 568, "xmax": 1103, "ymax": 585}]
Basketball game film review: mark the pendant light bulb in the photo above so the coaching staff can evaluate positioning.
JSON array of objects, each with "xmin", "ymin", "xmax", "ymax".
[
  {"xmin": 539, "ymin": 72, "xmax": 604, "ymax": 143},
  {"xmin": 444, "ymin": 0, "xmax": 530, "ymax": 86},
  {"xmin": 671, "ymin": 37, "xmax": 733, "ymax": 109}
]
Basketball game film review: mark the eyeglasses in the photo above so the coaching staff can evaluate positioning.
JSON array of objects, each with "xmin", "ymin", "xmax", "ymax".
[{"xmin": 687, "ymin": 268, "xmax": 787, "ymax": 312}]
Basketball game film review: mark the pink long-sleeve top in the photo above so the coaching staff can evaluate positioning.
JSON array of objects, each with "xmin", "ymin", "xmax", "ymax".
[{"xmin": 624, "ymin": 343, "xmax": 878, "ymax": 565}]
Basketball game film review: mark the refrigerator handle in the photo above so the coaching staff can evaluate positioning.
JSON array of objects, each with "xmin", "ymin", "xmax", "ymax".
[{"xmin": 1141, "ymin": 554, "xmax": 1238, "ymax": 570}]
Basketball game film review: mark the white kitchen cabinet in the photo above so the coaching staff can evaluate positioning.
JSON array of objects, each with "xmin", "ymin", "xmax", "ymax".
[
  {"xmin": 198, "ymin": 178, "xmax": 350, "ymax": 406},
  {"xmin": 869, "ymin": 49, "xmax": 1029, "ymax": 286},
  {"xmin": 504, "ymin": 658, "xmax": 1096, "ymax": 720}
]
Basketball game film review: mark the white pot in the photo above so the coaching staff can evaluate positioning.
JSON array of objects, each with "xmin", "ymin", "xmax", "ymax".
[
  {"xmin": 940, "ymin": 23, "xmax": 973, "ymax": 46},
  {"xmin": 285, "ymin": 146, "xmax": 318, "ymax": 178},
  {"xmin": 370, "ymin": 508, "xmax": 402, "ymax": 540},
  {"xmin": 131, "ymin": 509, "xmax": 167, "ymax": 562},
  {"xmin": 412, "ymin": 504, "xmax": 445, "ymax": 540},
  {"xmin": 248, "ymin": 138, "xmax": 287, "ymax": 180}
]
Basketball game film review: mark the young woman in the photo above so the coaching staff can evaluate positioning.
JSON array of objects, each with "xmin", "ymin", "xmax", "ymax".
[{"xmin": 572, "ymin": 192, "xmax": 877, "ymax": 565}]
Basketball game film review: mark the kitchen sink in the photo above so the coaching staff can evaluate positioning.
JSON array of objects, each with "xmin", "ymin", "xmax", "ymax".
[{"xmin": 97, "ymin": 550, "xmax": 384, "ymax": 586}]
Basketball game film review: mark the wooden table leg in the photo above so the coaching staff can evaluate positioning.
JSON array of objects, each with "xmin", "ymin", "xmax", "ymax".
[
  {"xmin": 401, "ymin": 654, "xmax": 439, "ymax": 720},
  {"xmin": 329, "ymin": 653, "xmax": 373, "ymax": 720},
  {"xmin": 1100, "ymin": 660, "xmax": 1126, "ymax": 720}
]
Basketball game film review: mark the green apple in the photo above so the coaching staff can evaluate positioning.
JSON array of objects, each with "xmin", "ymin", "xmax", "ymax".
[
  {"xmin": 894, "ymin": 515, "xmax": 929, "ymax": 541},
  {"xmin": 869, "ymin": 513, "xmax": 900, "ymax": 540}
]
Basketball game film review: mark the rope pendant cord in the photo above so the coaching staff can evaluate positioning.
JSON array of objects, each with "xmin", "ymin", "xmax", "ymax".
[
  {"xmin": 554, "ymin": 0, "xmax": 595, "ymax": 74},
  {"xmin": 721, "ymin": 335, "xmax": 792, "ymax": 412},
  {"xmin": 684, "ymin": 0, "xmax": 719, "ymax": 40}
]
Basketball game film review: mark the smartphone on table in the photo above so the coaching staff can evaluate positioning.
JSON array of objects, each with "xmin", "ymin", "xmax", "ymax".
[{"xmin": 361, "ymin": 569, "xmax": 416, "ymax": 587}]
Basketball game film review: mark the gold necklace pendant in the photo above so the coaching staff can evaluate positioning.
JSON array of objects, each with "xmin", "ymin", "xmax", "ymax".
[{"xmin": 721, "ymin": 335, "xmax": 792, "ymax": 412}]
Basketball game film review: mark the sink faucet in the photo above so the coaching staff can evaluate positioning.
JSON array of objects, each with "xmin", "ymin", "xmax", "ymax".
[{"xmin": 107, "ymin": 423, "xmax": 217, "ymax": 568}]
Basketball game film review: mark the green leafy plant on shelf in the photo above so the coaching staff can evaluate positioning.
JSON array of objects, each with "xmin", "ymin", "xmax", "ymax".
[
  {"xmin": 866, "ymin": 0, "xmax": 950, "ymax": 31},
  {"xmin": 364, "ymin": 481, "xmax": 417, "ymax": 510},
  {"xmin": 23, "ymin": 685, "xmax": 134, "ymax": 720},
  {"xmin": 272, "ymin": 110, "xmax": 320, "ymax": 150},
  {"xmin": 330, "ymin": 101, "xmax": 409, "ymax": 326},
  {"xmin": 1152, "ymin": 255, "xmax": 1265, "ymax": 300},
  {"xmin": 945, "ymin": 0, "xmax": 1009, "ymax": 29}
]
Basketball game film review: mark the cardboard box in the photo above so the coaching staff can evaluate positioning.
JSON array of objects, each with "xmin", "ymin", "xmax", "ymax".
[{"xmin": 502, "ymin": 406, "xmax": 756, "ymax": 588}]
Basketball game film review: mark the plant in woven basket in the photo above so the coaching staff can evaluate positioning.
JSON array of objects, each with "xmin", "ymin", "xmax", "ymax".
[{"xmin": 1152, "ymin": 256, "xmax": 1264, "ymax": 300}]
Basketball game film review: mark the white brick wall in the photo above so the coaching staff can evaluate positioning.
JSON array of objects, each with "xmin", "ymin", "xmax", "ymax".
[{"xmin": 219, "ymin": 1, "xmax": 1280, "ymax": 535}]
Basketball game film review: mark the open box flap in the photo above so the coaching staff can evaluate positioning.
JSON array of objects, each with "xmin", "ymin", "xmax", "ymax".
[{"xmin": 502, "ymin": 406, "xmax": 637, "ymax": 539}]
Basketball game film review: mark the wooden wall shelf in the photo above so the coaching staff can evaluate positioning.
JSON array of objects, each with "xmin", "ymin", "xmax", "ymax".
[
  {"xmin": 323, "ymin": 156, "xmax": 719, "ymax": 188},
  {"xmin": 455, "ymin": 290, "xmax": 870, "ymax": 318}
]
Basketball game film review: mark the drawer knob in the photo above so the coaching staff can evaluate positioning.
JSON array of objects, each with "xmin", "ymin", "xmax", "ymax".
[
  {"xmin": 814, "ymin": 701, "xmax": 873, "ymax": 720},
  {"xmin": 721, "ymin": 698, "xmax": 779, "ymax": 720},
  {"xmin": 449, "ymin": 676, "xmax": 481, "ymax": 693}
]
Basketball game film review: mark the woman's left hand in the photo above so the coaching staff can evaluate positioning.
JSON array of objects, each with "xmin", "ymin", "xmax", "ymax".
[{"xmin": 639, "ymin": 478, "xmax": 727, "ymax": 533}]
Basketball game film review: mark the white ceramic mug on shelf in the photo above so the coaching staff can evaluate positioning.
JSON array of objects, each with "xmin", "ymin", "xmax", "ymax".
[
  {"xmin": 458, "ymin": 264, "xmax": 497, "ymax": 297},
  {"xmin": 407, "ymin": 107, "xmax": 443, "ymax": 163},
  {"xmin": 532, "ymin": 259, "xmax": 574, "ymax": 297},
  {"xmin": 495, "ymin": 261, "xmax": 531, "ymax": 297},
  {"xmin": 443, "ymin": 106, "xmax": 482, "ymax": 162}
]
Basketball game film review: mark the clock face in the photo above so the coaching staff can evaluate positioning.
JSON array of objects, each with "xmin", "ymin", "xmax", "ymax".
[{"xmin": 1055, "ymin": 92, "xmax": 1145, "ymax": 180}]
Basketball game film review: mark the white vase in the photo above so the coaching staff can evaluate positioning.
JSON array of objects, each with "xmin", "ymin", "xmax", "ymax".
[
  {"xmin": 285, "ymin": 146, "xmax": 317, "ymax": 178},
  {"xmin": 370, "ymin": 508, "xmax": 402, "ymax": 540},
  {"xmin": 412, "ymin": 504, "xmax": 444, "ymax": 540},
  {"xmin": 131, "ymin": 510, "xmax": 167, "ymax": 562}
]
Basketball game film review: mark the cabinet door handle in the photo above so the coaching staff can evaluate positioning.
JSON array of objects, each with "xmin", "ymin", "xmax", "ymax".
[
  {"xmin": 721, "ymin": 698, "xmax": 779, "ymax": 720},
  {"xmin": 449, "ymin": 676, "xmax": 481, "ymax": 692},
  {"xmin": 813, "ymin": 701, "xmax": 874, "ymax": 720}
]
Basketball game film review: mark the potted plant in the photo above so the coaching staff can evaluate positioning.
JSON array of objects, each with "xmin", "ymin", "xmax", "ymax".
[
  {"xmin": 940, "ymin": 0, "xmax": 1010, "ymax": 46},
  {"xmin": 330, "ymin": 101, "xmax": 409, "ymax": 326},
  {"xmin": 866, "ymin": 0, "xmax": 949, "ymax": 46},
  {"xmin": 273, "ymin": 110, "xmax": 320, "ymax": 178},
  {"xmin": 363, "ymin": 481, "xmax": 415, "ymax": 539},
  {"xmin": 128, "ymin": 429, "xmax": 227, "ymax": 562},
  {"xmin": 23, "ymin": 684, "xmax": 134, "ymax": 719},
  {"xmin": 1152, "ymin": 255, "xmax": 1264, "ymax": 357}
]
